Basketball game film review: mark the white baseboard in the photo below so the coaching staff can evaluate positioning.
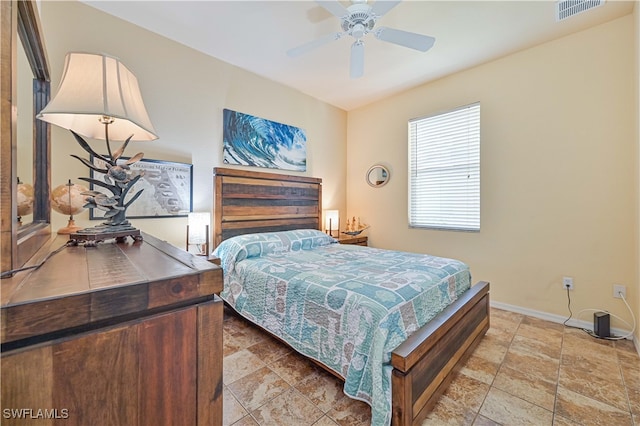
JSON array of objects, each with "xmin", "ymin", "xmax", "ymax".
[{"xmin": 490, "ymin": 300, "xmax": 639, "ymax": 356}]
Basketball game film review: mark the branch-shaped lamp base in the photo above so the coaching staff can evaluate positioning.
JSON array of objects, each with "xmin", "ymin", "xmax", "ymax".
[{"xmin": 69, "ymin": 222, "xmax": 142, "ymax": 246}]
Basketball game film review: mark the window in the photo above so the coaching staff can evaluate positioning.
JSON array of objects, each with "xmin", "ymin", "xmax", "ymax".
[{"xmin": 408, "ymin": 102, "xmax": 480, "ymax": 231}]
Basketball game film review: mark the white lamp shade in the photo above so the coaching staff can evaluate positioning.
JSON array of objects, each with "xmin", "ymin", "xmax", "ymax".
[
  {"xmin": 37, "ymin": 52, "xmax": 158, "ymax": 141},
  {"xmin": 325, "ymin": 210, "xmax": 339, "ymax": 232},
  {"xmin": 188, "ymin": 212, "xmax": 211, "ymax": 244}
]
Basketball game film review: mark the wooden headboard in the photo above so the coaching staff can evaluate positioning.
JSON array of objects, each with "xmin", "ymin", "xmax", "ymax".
[{"xmin": 212, "ymin": 167, "xmax": 322, "ymax": 247}]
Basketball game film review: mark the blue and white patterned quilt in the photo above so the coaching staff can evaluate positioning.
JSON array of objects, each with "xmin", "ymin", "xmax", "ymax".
[{"xmin": 214, "ymin": 229, "xmax": 471, "ymax": 426}]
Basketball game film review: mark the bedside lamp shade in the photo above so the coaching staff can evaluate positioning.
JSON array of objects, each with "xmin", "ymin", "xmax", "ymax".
[
  {"xmin": 37, "ymin": 52, "xmax": 158, "ymax": 141},
  {"xmin": 188, "ymin": 212, "xmax": 210, "ymax": 244},
  {"xmin": 187, "ymin": 212, "xmax": 211, "ymax": 255},
  {"xmin": 325, "ymin": 210, "xmax": 339, "ymax": 237}
]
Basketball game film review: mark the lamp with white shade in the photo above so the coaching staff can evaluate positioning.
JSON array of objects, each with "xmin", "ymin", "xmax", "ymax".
[
  {"xmin": 324, "ymin": 210, "xmax": 339, "ymax": 238},
  {"xmin": 186, "ymin": 212, "xmax": 211, "ymax": 256},
  {"xmin": 37, "ymin": 52, "xmax": 157, "ymax": 245}
]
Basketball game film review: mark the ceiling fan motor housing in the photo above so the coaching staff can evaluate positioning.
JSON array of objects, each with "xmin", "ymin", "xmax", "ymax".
[{"xmin": 341, "ymin": 4, "xmax": 377, "ymax": 39}]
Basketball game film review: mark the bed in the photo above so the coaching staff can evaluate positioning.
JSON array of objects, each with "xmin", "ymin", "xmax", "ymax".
[{"xmin": 212, "ymin": 167, "xmax": 490, "ymax": 426}]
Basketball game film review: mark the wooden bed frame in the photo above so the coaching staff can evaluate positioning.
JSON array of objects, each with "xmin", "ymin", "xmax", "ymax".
[{"xmin": 212, "ymin": 167, "xmax": 490, "ymax": 425}]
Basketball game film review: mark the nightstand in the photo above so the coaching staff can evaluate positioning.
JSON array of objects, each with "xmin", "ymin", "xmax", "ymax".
[{"xmin": 337, "ymin": 235, "xmax": 368, "ymax": 246}]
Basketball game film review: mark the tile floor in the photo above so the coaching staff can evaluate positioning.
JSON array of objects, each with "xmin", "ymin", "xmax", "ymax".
[{"xmin": 222, "ymin": 306, "xmax": 640, "ymax": 426}]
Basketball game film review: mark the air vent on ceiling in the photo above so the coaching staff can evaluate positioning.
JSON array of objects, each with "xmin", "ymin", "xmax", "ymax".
[{"xmin": 556, "ymin": 0, "xmax": 605, "ymax": 21}]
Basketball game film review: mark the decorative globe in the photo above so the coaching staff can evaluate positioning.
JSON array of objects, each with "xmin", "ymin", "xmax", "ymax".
[
  {"xmin": 17, "ymin": 182, "xmax": 34, "ymax": 216},
  {"xmin": 51, "ymin": 182, "xmax": 89, "ymax": 216}
]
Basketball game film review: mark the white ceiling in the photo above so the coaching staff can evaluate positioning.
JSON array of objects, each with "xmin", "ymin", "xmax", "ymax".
[{"xmin": 82, "ymin": 0, "xmax": 635, "ymax": 111}]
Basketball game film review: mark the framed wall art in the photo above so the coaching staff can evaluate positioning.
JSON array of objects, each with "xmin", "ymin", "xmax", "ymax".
[
  {"xmin": 222, "ymin": 108, "xmax": 307, "ymax": 172},
  {"xmin": 89, "ymin": 157, "xmax": 193, "ymax": 219}
]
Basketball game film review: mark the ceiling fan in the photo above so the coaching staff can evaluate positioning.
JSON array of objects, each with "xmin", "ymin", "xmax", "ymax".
[{"xmin": 287, "ymin": 0, "xmax": 435, "ymax": 79}]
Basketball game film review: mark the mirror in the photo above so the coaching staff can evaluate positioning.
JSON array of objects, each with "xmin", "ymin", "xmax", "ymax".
[
  {"xmin": 17, "ymin": 32, "xmax": 33, "ymax": 224},
  {"xmin": 1, "ymin": 0, "xmax": 51, "ymax": 275},
  {"xmin": 366, "ymin": 165, "xmax": 390, "ymax": 188}
]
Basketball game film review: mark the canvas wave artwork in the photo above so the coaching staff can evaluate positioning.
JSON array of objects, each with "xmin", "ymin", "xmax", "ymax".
[{"xmin": 223, "ymin": 109, "xmax": 307, "ymax": 172}]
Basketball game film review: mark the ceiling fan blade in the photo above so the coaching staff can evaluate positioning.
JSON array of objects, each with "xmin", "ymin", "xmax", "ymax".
[
  {"xmin": 374, "ymin": 27, "xmax": 435, "ymax": 52},
  {"xmin": 316, "ymin": 0, "xmax": 349, "ymax": 18},
  {"xmin": 287, "ymin": 32, "xmax": 343, "ymax": 57},
  {"xmin": 350, "ymin": 40, "xmax": 365, "ymax": 79},
  {"xmin": 371, "ymin": 1, "xmax": 402, "ymax": 17}
]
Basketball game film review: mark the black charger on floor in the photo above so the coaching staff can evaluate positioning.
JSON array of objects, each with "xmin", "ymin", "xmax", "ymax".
[{"xmin": 594, "ymin": 311, "xmax": 610, "ymax": 338}]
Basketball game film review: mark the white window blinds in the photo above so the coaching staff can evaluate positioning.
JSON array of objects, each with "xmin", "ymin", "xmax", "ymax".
[{"xmin": 408, "ymin": 102, "xmax": 480, "ymax": 231}]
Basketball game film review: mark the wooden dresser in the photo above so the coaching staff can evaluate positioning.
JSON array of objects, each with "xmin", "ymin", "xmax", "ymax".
[{"xmin": 1, "ymin": 233, "xmax": 223, "ymax": 425}]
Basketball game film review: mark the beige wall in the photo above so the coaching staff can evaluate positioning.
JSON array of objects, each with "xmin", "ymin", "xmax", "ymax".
[
  {"xmin": 347, "ymin": 16, "xmax": 638, "ymax": 333},
  {"xmin": 39, "ymin": 1, "xmax": 347, "ymax": 248}
]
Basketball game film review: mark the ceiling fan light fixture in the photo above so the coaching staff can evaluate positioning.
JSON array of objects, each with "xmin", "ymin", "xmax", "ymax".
[{"xmin": 352, "ymin": 23, "xmax": 366, "ymax": 38}]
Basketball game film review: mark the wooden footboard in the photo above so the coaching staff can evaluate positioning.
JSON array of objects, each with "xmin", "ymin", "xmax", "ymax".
[{"xmin": 391, "ymin": 281, "xmax": 490, "ymax": 426}]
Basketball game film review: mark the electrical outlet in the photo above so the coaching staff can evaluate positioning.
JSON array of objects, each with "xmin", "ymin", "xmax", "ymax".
[
  {"xmin": 613, "ymin": 284, "xmax": 626, "ymax": 299},
  {"xmin": 562, "ymin": 276, "xmax": 574, "ymax": 290}
]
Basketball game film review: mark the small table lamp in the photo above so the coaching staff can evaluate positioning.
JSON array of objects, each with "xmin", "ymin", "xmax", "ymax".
[
  {"xmin": 187, "ymin": 212, "xmax": 211, "ymax": 256},
  {"xmin": 325, "ymin": 210, "xmax": 339, "ymax": 238},
  {"xmin": 37, "ymin": 52, "xmax": 157, "ymax": 245}
]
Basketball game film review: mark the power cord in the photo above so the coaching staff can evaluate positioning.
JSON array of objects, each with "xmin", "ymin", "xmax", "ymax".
[
  {"xmin": 562, "ymin": 286, "xmax": 636, "ymax": 341},
  {"xmin": 0, "ymin": 241, "xmax": 73, "ymax": 278},
  {"xmin": 562, "ymin": 286, "xmax": 573, "ymax": 327}
]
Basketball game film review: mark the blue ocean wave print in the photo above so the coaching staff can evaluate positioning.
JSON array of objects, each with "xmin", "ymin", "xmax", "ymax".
[{"xmin": 223, "ymin": 109, "xmax": 307, "ymax": 172}]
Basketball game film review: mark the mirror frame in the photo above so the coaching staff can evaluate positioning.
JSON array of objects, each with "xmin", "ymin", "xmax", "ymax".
[
  {"xmin": 1, "ymin": 0, "xmax": 51, "ymax": 275},
  {"xmin": 366, "ymin": 164, "xmax": 390, "ymax": 188}
]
